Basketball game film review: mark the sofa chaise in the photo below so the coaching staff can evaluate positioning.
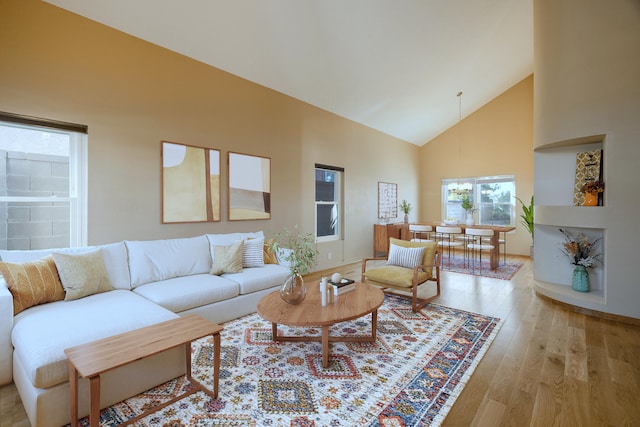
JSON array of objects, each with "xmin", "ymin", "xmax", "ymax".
[{"xmin": 0, "ymin": 231, "xmax": 290, "ymax": 427}]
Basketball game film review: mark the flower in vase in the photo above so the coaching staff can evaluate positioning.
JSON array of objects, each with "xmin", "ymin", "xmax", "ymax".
[
  {"xmin": 558, "ymin": 228, "xmax": 601, "ymax": 269},
  {"xmin": 582, "ymin": 180, "xmax": 604, "ymax": 194}
]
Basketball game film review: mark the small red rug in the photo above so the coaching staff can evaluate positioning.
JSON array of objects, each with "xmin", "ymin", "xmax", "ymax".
[{"xmin": 440, "ymin": 256, "xmax": 523, "ymax": 280}]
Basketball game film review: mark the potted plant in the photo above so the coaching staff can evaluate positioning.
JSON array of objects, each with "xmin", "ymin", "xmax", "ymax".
[
  {"xmin": 559, "ymin": 228, "xmax": 601, "ymax": 292},
  {"xmin": 582, "ymin": 180, "xmax": 604, "ymax": 206},
  {"xmin": 399, "ymin": 200, "xmax": 412, "ymax": 223},
  {"xmin": 269, "ymin": 226, "xmax": 319, "ymax": 304},
  {"xmin": 460, "ymin": 193, "xmax": 477, "ymax": 225},
  {"xmin": 515, "ymin": 195, "xmax": 534, "ymax": 258}
]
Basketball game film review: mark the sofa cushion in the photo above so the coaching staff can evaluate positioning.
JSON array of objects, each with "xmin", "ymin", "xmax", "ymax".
[
  {"xmin": 0, "ymin": 256, "xmax": 65, "ymax": 315},
  {"xmin": 11, "ymin": 290, "xmax": 177, "ymax": 389},
  {"xmin": 126, "ymin": 236, "xmax": 211, "ymax": 287},
  {"xmin": 222, "ymin": 264, "xmax": 289, "ymax": 294},
  {"xmin": 242, "ymin": 237, "xmax": 265, "ymax": 268},
  {"xmin": 0, "ymin": 242, "xmax": 131, "ymax": 290},
  {"xmin": 210, "ymin": 241, "xmax": 244, "ymax": 275},
  {"xmin": 206, "ymin": 231, "xmax": 265, "ymax": 265},
  {"xmin": 263, "ymin": 239, "xmax": 279, "ymax": 264},
  {"xmin": 133, "ymin": 274, "xmax": 240, "ymax": 313},
  {"xmin": 52, "ymin": 249, "xmax": 113, "ymax": 301}
]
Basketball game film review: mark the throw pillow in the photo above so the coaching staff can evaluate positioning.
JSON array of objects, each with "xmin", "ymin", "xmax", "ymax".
[
  {"xmin": 242, "ymin": 237, "xmax": 265, "ymax": 268},
  {"xmin": 0, "ymin": 256, "xmax": 65, "ymax": 315},
  {"xmin": 387, "ymin": 244, "xmax": 426, "ymax": 269},
  {"xmin": 52, "ymin": 249, "xmax": 113, "ymax": 301},
  {"xmin": 263, "ymin": 239, "xmax": 279, "ymax": 264},
  {"xmin": 210, "ymin": 240, "xmax": 244, "ymax": 275}
]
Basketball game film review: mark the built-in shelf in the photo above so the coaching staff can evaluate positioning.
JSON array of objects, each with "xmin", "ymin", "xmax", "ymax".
[{"xmin": 534, "ymin": 133, "xmax": 607, "ymax": 313}]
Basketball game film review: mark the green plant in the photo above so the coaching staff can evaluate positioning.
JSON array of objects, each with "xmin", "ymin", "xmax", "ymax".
[
  {"xmin": 460, "ymin": 194, "xmax": 476, "ymax": 212},
  {"xmin": 515, "ymin": 195, "xmax": 534, "ymax": 242},
  {"xmin": 399, "ymin": 200, "xmax": 412, "ymax": 215},
  {"xmin": 269, "ymin": 226, "xmax": 319, "ymax": 275}
]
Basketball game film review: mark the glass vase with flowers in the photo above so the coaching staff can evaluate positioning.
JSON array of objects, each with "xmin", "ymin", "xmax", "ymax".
[{"xmin": 559, "ymin": 228, "xmax": 602, "ymax": 292}]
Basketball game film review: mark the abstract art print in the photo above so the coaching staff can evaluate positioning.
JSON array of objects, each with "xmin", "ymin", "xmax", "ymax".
[
  {"xmin": 228, "ymin": 152, "xmax": 271, "ymax": 221},
  {"xmin": 161, "ymin": 141, "xmax": 220, "ymax": 223}
]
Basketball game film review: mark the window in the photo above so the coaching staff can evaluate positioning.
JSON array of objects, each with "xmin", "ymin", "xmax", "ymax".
[
  {"xmin": 0, "ymin": 114, "xmax": 87, "ymax": 250},
  {"xmin": 315, "ymin": 164, "xmax": 343, "ymax": 242},
  {"xmin": 442, "ymin": 176, "xmax": 515, "ymax": 225}
]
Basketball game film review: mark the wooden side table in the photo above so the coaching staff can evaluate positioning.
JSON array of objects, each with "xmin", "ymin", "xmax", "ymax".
[{"xmin": 64, "ymin": 314, "xmax": 223, "ymax": 427}]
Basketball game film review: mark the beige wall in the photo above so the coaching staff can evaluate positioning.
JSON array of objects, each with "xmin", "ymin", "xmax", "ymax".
[
  {"xmin": 0, "ymin": 0, "xmax": 420, "ymax": 270},
  {"xmin": 0, "ymin": 0, "xmax": 535, "ymax": 269},
  {"xmin": 418, "ymin": 76, "xmax": 534, "ymax": 255}
]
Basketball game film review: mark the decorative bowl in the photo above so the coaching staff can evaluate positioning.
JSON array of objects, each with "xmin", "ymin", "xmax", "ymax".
[{"xmin": 443, "ymin": 219, "xmax": 459, "ymax": 225}]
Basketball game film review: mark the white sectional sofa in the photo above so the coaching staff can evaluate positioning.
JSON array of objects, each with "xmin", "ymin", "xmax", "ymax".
[{"xmin": 0, "ymin": 231, "xmax": 290, "ymax": 427}]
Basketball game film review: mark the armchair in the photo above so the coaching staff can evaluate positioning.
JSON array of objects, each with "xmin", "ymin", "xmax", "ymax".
[{"xmin": 361, "ymin": 238, "xmax": 440, "ymax": 312}]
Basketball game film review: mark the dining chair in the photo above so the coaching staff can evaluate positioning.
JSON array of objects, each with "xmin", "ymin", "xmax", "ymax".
[
  {"xmin": 434, "ymin": 226, "xmax": 463, "ymax": 267},
  {"xmin": 409, "ymin": 224, "xmax": 433, "ymax": 242},
  {"xmin": 466, "ymin": 228, "xmax": 495, "ymax": 273}
]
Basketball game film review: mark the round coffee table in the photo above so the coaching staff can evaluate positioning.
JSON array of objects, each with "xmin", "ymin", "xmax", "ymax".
[{"xmin": 257, "ymin": 282, "xmax": 384, "ymax": 367}]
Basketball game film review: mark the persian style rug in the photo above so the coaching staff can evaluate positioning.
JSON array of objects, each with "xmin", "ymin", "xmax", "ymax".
[
  {"xmin": 440, "ymin": 256, "xmax": 523, "ymax": 280},
  {"xmin": 75, "ymin": 295, "xmax": 501, "ymax": 427}
]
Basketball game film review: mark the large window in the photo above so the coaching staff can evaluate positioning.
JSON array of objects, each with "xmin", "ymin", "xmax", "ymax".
[
  {"xmin": 0, "ymin": 114, "xmax": 87, "ymax": 250},
  {"xmin": 442, "ymin": 176, "xmax": 515, "ymax": 225},
  {"xmin": 315, "ymin": 164, "xmax": 343, "ymax": 242}
]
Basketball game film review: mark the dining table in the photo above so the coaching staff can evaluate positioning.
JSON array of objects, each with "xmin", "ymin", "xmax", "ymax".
[{"xmin": 417, "ymin": 222, "xmax": 516, "ymax": 271}]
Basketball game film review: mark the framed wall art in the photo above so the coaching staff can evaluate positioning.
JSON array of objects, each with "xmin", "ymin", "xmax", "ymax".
[
  {"xmin": 378, "ymin": 181, "xmax": 398, "ymax": 219},
  {"xmin": 228, "ymin": 152, "xmax": 271, "ymax": 221},
  {"xmin": 161, "ymin": 141, "xmax": 220, "ymax": 223}
]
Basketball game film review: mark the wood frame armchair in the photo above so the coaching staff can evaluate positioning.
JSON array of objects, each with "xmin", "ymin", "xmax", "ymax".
[{"xmin": 361, "ymin": 238, "xmax": 440, "ymax": 312}]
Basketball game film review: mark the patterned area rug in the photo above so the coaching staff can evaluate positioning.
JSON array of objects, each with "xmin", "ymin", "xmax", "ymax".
[
  {"xmin": 74, "ymin": 295, "xmax": 501, "ymax": 427},
  {"xmin": 440, "ymin": 255, "xmax": 523, "ymax": 280}
]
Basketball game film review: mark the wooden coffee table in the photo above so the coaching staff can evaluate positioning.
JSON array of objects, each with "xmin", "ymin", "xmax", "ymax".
[
  {"xmin": 64, "ymin": 314, "xmax": 223, "ymax": 427},
  {"xmin": 257, "ymin": 282, "xmax": 384, "ymax": 367}
]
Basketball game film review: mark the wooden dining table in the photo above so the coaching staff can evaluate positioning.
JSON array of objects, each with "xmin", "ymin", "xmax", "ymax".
[{"xmin": 417, "ymin": 222, "xmax": 516, "ymax": 270}]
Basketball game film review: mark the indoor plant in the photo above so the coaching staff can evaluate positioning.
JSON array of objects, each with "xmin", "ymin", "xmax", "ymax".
[
  {"xmin": 558, "ymin": 228, "xmax": 601, "ymax": 292},
  {"xmin": 515, "ymin": 195, "xmax": 534, "ymax": 258},
  {"xmin": 399, "ymin": 200, "xmax": 412, "ymax": 223},
  {"xmin": 582, "ymin": 180, "xmax": 604, "ymax": 206},
  {"xmin": 269, "ymin": 226, "xmax": 319, "ymax": 304},
  {"xmin": 460, "ymin": 193, "xmax": 477, "ymax": 225}
]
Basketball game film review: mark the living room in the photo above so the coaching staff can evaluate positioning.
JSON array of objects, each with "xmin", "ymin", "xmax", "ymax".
[{"xmin": 1, "ymin": 0, "xmax": 639, "ymax": 425}]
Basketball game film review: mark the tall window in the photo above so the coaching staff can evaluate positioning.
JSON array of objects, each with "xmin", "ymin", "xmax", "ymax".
[
  {"xmin": 315, "ymin": 164, "xmax": 343, "ymax": 242},
  {"xmin": 442, "ymin": 176, "xmax": 515, "ymax": 225},
  {"xmin": 0, "ymin": 114, "xmax": 87, "ymax": 250}
]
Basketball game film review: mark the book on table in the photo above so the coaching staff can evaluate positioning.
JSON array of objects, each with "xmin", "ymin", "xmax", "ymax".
[{"xmin": 330, "ymin": 279, "xmax": 356, "ymax": 295}]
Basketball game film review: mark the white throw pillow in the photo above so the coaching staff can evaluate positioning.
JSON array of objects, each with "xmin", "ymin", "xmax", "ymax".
[
  {"xmin": 386, "ymin": 244, "xmax": 426, "ymax": 269},
  {"xmin": 242, "ymin": 237, "xmax": 265, "ymax": 268}
]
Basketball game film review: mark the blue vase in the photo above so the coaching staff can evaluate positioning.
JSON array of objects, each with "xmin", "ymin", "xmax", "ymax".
[{"xmin": 572, "ymin": 265, "xmax": 590, "ymax": 292}]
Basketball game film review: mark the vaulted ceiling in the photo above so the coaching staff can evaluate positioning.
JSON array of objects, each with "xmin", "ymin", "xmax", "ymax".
[{"xmin": 45, "ymin": 0, "xmax": 533, "ymax": 146}]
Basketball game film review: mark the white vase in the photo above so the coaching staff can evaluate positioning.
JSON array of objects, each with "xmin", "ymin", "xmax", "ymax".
[{"xmin": 465, "ymin": 211, "xmax": 474, "ymax": 226}]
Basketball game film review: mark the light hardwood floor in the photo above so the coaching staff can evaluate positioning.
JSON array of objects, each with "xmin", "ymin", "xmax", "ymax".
[{"xmin": 2, "ymin": 255, "xmax": 639, "ymax": 426}]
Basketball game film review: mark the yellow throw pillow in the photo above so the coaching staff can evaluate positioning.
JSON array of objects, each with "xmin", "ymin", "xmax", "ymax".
[
  {"xmin": 263, "ymin": 239, "xmax": 279, "ymax": 264},
  {"xmin": 52, "ymin": 249, "xmax": 113, "ymax": 301},
  {"xmin": 210, "ymin": 240, "xmax": 244, "ymax": 275},
  {"xmin": 0, "ymin": 256, "xmax": 65, "ymax": 315}
]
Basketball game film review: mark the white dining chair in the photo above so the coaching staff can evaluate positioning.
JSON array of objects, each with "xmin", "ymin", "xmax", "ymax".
[
  {"xmin": 434, "ymin": 226, "xmax": 463, "ymax": 267},
  {"xmin": 409, "ymin": 224, "xmax": 433, "ymax": 242},
  {"xmin": 466, "ymin": 228, "xmax": 495, "ymax": 273}
]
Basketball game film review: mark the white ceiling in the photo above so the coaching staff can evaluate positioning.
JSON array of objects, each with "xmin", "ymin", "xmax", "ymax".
[{"xmin": 45, "ymin": 0, "xmax": 533, "ymax": 146}]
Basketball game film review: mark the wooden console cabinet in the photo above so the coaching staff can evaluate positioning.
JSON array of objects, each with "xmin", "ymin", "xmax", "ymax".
[{"xmin": 373, "ymin": 223, "xmax": 410, "ymax": 257}]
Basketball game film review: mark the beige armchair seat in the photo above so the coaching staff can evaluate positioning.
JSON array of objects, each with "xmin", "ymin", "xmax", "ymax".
[{"xmin": 361, "ymin": 238, "xmax": 440, "ymax": 312}]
